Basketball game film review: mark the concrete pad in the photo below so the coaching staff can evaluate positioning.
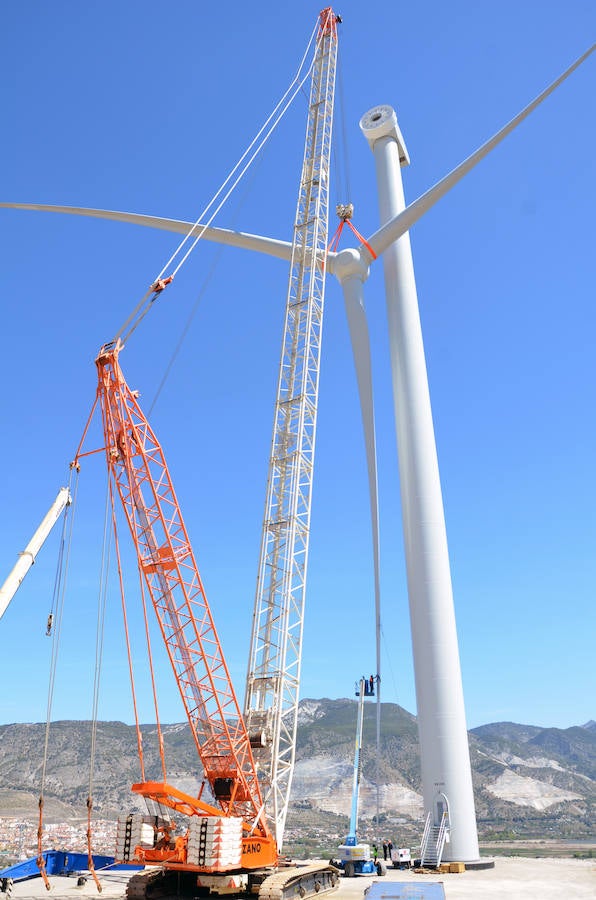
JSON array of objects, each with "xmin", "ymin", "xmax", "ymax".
[
  {"xmin": 330, "ymin": 857, "xmax": 595, "ymax": 900},
  {"xmin": 6, "ymin": 857, "xmax": 596, "ymax": 900}
]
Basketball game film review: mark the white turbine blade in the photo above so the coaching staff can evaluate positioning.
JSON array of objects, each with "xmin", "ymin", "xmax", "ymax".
[
  {"xmin": 341, "ymin": 277, "xmax": 382, "ymax": 682},
  {"xmin": 363, "ymin": 43, "xmax": 595, "ymax": 261},
  {"xmin": 341, "ymin": 274, "xmax": 385, "ymax": 835},
  {"xmin": 0, "ymin": 202, "xmax": 296, "ymax": 264}
]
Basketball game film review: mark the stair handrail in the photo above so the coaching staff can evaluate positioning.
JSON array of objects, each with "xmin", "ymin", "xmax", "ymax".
[
  {"xmin": 420, "ymin": 810, "xmax": 433, "ymax": 860},
  {"xmin": 435, "ymin": 810, "xmax": 450, "ymax": 867}
]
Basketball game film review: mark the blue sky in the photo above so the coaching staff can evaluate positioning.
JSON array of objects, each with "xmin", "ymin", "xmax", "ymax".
[{"xmin": 0, "ymin": 1, "xmax": 594, "ymax": 733}]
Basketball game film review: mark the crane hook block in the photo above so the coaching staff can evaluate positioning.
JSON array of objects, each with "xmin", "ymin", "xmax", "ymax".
[{"xmin": 336, "ymin": 202, "xmax": 354, "ymax": 221}]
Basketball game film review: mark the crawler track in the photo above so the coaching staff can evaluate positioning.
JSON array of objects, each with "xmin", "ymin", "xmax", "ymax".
[
  {"xmin": 126, "ymin": 868, "xmax": 174, "ymax": 899},
  {"xmin": 258, "ymin": 863, "xmax": 340, "ymax": 900},
  {"xmin": 124, "ymin": 863, "xmax": 340, "ymax": 900}
]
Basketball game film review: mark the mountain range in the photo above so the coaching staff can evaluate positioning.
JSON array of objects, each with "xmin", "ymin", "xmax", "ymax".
[{"xmin": 0, "ymin": 700, "xmax": 593, "ymax": 850}]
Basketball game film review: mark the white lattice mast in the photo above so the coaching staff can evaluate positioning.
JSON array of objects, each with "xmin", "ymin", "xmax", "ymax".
[{"xmin": 243, "ymin": 7, "xmax": 339, "ymax": 851}]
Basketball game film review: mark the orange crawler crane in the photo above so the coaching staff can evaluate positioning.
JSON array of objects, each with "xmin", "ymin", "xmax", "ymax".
[{"xmin": 92, "ymin": 340, "xmax": 338, "ymax": 900}]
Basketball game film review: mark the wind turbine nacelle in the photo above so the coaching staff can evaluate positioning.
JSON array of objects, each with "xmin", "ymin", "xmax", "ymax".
[{"xmin": 359, "ymin": 105, "xmax": 410, "ymax": 166}]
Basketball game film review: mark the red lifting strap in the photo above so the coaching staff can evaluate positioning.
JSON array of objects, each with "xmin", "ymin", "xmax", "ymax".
[
  {"xmin": 345, "ymin": 219, "xmax": 377, "ymax": 260},
  {"xmin": 327, "ymin": 218, "xmax": 346, "ymax": 254},
  {"xmin": 326, "ymin": 218, "xmax": 377, "ymax": 260}
]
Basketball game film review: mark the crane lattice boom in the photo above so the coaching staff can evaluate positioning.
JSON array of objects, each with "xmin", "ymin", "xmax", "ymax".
[
  {"xmin": 244, "ymin": 7, "xmax": 339, "ymax": 850},
  {"xmin": 95, "ymin": 340, "xmax": 274, "ymax": 859}
]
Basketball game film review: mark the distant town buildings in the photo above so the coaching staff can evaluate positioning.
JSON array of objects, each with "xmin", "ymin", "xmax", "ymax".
[{"xmin": 0, "ymin": 818, "xmax": 116, "ymax": 868}]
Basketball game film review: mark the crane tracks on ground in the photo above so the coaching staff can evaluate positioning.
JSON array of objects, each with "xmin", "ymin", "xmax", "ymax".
[
  {"xmin": 258, "ymin": 863, "xmax": 340, "ymax": 900},
  {"xmin": 124, "ymin": 863, "xmax": 339, "ymax": 900},
  {"xmin": 125, "ymin": 868, "xmax": 171, "ymax": 899}
]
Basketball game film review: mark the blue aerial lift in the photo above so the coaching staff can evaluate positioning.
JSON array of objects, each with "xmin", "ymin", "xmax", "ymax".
[{"xmin": 334, "ymin": 676, "xmax": 386, "ymax": 877}]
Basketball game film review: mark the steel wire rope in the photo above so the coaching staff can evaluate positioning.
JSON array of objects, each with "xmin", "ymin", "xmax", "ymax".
[
  {"xmin": 380, "ymin": 623, "xmax": 402, "ymax": 707},
  {"xmin": 107, "ymin": 475, "xmax": 148, "ymax": 782},
  {"xmin": 84, "ymin": 477, "xmax": 113, "ymax": 893},
  {"xmin": 118, "ymin": 178, "xmax": 265, "ymax": 798},
  {"xmin": 114, "ymin": 18, "xmax": 322, "ymax": 347},
  {"xmin": 378, "ymin": 622, "xmax": 415, "ymax": 825},
  {"xmin": 147, "ymin": 244, "xmax": 223, "ymax": 417},
  {"xmin": 147, "ymin": 151, "xmax": 266, "ymax": 416},
  {"xmin": 332, "ymin": 38, "xmax": 382, "ymax": 845},
  {"xmin": 46, "ymin": 491, "xmax": 72, "ymax": 632},
  {"xmin": 110, "ymin": 426, "xmax": 171, "ymax": 785},
  {"xmin": 38, "ymin": 466, "xmax": 79, "ymax": 889},
  {"xmin": 332, "ymin": 43, "xmax": 381, "ymax": 841},
  {"xmin": 89, "ymin": 478, "xmax": 112, "ymax": 788},
  {"xmin": 118, "ymin": 64, "xmax": 314, "ymax": 346},
  {"xmin": 332, "ymin": 42, "xmax": 351, "ymax": 207},
  {"xmin": 330, "ymin": 55, "xmax": 384, "ymax": 837},
  {"xmin": 136, "ymin": 550, "xmax": 169, "ymax": 783},
  {"xmin": 157, "ymin": 20, "xmax": 320, "ymax": 281},
  {"xmin": 332, "ymin": 39, "xmax": 382, "ymax": 843},
  {"xmin": 40, "ymin": 467, "xmax": 79, "ymax": 781}
]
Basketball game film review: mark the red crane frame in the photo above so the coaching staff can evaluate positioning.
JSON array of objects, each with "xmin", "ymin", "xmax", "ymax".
[{"xmin": 94, "ymin": 340, "xmax": 276, "ymax": 869}]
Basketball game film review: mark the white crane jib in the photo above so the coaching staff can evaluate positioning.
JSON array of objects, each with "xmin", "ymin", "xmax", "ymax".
[
  {"xmin": 243, "ymin": 8, "xmax": 339, "ymax": 851},
  {"xmin": 0, "ymin": 487, "xmax": 71, "ymax": 620}
]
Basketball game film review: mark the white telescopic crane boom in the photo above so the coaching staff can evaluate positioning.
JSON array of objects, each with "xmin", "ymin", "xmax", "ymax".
[
  {"xmin": 0, "ymin": 487, "xmax": 71, "ymax": 620},
  {"xmin": 243, "ymin": 7, "xmax": 339, "ymax": 851}
]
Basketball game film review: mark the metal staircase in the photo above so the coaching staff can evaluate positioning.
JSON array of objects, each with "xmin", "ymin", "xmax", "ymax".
[{"xmin": 420, "ymin": 810, "xmax": 450, "ymax": 868}]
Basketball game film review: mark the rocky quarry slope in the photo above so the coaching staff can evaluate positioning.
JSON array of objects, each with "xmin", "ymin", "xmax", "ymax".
[{"xmin": 0, "ymin": 702, "xmax": 593, "ymax": 846}]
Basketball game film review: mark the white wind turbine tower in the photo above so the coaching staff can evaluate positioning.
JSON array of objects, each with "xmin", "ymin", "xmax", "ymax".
[
  {"xmin": 2, "ymin": 22, "xmax": 593, "ymax": 865},
  {"xmin": 332, "ymin": 42, "xmax": 593, "ymax": 861}
]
